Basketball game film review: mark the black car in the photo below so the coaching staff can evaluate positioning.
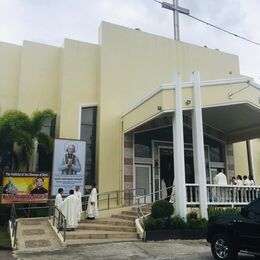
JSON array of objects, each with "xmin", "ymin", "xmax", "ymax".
[{"xmin": 207, "ymin": 198, "xmax": 260, "ymax": 260}]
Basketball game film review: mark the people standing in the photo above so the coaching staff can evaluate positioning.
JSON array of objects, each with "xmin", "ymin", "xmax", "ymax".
[
  {"xmin": 248, "ymin": 175, "xmax": 255, "ymax": 185},
  {"xmin": 55, "ymin": 188, "xmax": 64, "ymax": 226},
  {"xmin": 213, "ymin": 169, "xmax": 227, "ymax": 202},
  {"xmin": 236, "ymin": 175, "xmax": 243, "ymax": 185},
  {"xmin": 230, "ymin": 176, "xmax": 237, "ymax": 185},
  {"xmin": 213, "ymin": 169, "xmax": 227, "ymax": 185},
  {"xmin": 236, "ymin": 175, "xmax": 243, "ymax": 202},
  {"xmin": 55, "ymin": 188, "xmax": 64, "ymax": 206},
  {"xmin": 74, "ymin": 185, "xmax": 82, "ymax": 221},
  {"xmin": 248, "ymin": 175, "xmax": 256, "ymax": 200},
  {"xmin": 243, "ymin": 175, "xmax": 251, "ymax": 186},
  {"xmin": 58, "ymin": 189, "xmax": 79, "ymax": 230},
  {"xmin": 243, "ymin": 175, "xmax": 251, "ymax": 201},
  {"xmin": 87, "ymin": 183, "xmax": 98, "ymax": 220}
]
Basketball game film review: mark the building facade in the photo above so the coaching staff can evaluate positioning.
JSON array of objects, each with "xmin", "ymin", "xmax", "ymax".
[{"xmin": 0, "ymin": 22, "xmax": 260, "ymax": 217}]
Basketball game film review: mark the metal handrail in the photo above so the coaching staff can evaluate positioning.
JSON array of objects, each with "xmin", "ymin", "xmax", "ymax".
[
  {"xmin": 10, "ymin": 199, "xmax": 67, "ymax": 243},
  {"xmin": 81, "ymin": 188, "xmax": 146, "ymax": 211},
  {"xmin": 10, "ymin": 203, "xmax": 18, "ymax": 248},
  {"xmin": 48, "ymin": 200, "xmax": 66, "ymax": 242},
  {"xmin": 136, "ymin": 185, "xmax": 175, "ymax": 219}
]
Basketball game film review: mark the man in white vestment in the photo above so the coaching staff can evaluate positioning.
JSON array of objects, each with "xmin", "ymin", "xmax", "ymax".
[
  {"xmin": 214, "ymin": 169, "xmax": 227, "ymax": 185},
  {"xmin": 87, "ymin": 183, "xmax": 98, "ymax": 219},
  {"xmin": 213, "ymin": 169, "xmax": 227, "ymax": 202},
  {"xmin": 55, "ymin": 188, "xmax": 64, "ymax": 206},
  {"xmin": 58, "ymin": 189, "xmax": 79, "ymax": 230},
  {"xmin": 55, "ymin": 188, "xmax": 64, "ymax": 224},
  {"xmin": 74, "ymin": 185, "xmax": 82, "ymax": 221}
]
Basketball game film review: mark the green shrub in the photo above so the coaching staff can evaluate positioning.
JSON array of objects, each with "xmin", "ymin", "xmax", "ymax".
[
  {"xmin": 187, "ymin": 210, "xmax": 198, "ymax": 220},
  {"xmin": 208, "ymin": 207, "xmax": 240, "ymax": 218},
  {"xmin": 0, "ymin": 204, "xmax": 11, "ymax": 226},
  {"xmin": 144, "ymin": 216, "xmax": 168, "ymax": 230},
  {"xmin": 0, "ymin": 226, "xmax": 11, "ymax": 248},
  {"xmin": 169, "ymin": 216, "xmax": 187, "ymax": 229},
  {"xmin": 187, "ymin": 218, "xmax": 208, "ymax": 230},
  {"xmin": 151, "ymin": 200, "xmax": 174, "ymax": 219}
]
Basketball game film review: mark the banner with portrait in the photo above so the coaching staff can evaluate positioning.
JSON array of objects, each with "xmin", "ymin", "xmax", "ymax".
[
  {"xmin": 1, "ymin": 171, "xmax": 49, "ymax": 204},
  {"xmin": 51, "ymin": 139, "xmax": 86, "ymax": 196}
]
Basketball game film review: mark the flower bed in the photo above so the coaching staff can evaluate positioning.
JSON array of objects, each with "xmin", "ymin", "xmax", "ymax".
[{"xmin": 145, "ymin": 228, "xmax": 206, "ymax": 241}]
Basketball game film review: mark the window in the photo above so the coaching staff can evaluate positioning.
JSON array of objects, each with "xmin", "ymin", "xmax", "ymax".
[
  {"xmin": 80, "ymin": 106, "xmax": 97, "ymax": 186},
  {"xmin": 248, "ymin": 199, "xmax": 260, "ymax": 215},
  {"xmin": 37, "ymin": 117, "xmax": 56, "ymax": 171}
]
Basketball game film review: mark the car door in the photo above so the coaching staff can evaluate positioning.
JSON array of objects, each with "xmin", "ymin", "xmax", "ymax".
[{"xmin": 236, "ymin": 199, "xmax": 260, "ymax": 250}]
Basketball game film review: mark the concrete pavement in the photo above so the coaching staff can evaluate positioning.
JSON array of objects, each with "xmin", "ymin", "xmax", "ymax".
[{"xmin": 1, "ymin": 240, "xmax": 256, "ymax": 260}]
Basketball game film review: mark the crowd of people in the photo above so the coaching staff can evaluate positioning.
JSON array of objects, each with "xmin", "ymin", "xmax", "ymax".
[
  {"xmin": 213, "ymin": 168, "xmax": 255, "ymax": 186},
  {"xmin": 230, "ymin": 174, "xmax": 255, "ymax": 186},
  {"xmin": 54, "ymin": 183, "xmax": 98, "ymax": 231},
  {"xmin": 213, "ymin": 169, "xmax": 257, "ymax": 203}
]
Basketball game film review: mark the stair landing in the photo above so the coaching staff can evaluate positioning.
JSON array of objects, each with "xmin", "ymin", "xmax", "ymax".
[{"xmin": 16, "ymin": 217, "xmax": 62, "ymax": 251}]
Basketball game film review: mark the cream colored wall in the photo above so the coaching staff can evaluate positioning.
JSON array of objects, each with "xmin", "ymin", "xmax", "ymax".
[
  {"xmin": 251, "ymin": 139, "xmax": 260, "ymax": 184},
  {"xmin": 233, "ymin": 142, "xmax": 249, "ymax": 179},
  {"xmin": 1, "ymin": 22, "xmax": 257, "ymax": 195},
  {"xmin": 0, "ymin": 42, "xmax": 21, "ymax": 113},
  {"xmin": 59, "ymin": 39, "xmax": 99, "ymax": 139},
  {"xmin": 17, "ymin": 41, "xmax": 60, "ymax": 114},
  {"xmin": 98, "ymin": 22, "xmax": 240, "ymax": 192}
]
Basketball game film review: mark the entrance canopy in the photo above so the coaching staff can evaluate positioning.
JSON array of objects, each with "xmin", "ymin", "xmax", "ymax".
[{"xmin": 122, "ymin": 77, "xmax": 260, "ymax": 143}]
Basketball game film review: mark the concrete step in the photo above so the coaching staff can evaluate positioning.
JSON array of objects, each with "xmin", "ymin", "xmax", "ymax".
[
  {"xmin": 77, "ymin": 223, "xmax": 136, "ymax": 232},
  {"xmin": 121, "ymin": 210, "xmax": 138, "ymax": 216},
  {"xmin": 80, "ymin": 218, "xmax": 135, "ymax": 227},
  {"xmin": 66, "ymin": 230, "xmax": 138, "ymax": 240},
  {"xmin": 122, "ymin": 210, "xmax": 150, "ymax": 216},
  {"xmin": 111, "ymin": 214, "xmax": 136, "ymax": 221},
  {"xmin": 66, "ymin": 238, "xmax": 140, "ymax": 245}
]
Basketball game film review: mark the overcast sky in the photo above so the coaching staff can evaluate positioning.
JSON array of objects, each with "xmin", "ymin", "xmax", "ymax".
[{"xmin": 0, "ymin": 0, "xmax": 259, "ymax": 83}]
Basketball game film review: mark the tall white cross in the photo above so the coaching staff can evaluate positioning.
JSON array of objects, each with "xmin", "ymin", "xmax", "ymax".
[{"xmin": 161, "ymin": 1, "xmax": 190, "ymax": 41}]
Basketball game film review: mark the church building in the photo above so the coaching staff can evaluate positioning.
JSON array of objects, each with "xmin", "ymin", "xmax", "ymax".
[{"xmin": 0, "ymin": 22, "xmax": 259, "ymax": 218}]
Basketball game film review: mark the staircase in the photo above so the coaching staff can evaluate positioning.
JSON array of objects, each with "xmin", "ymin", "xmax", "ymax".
[
  {"xmin": 65, "ymin": 206, "xmax": 151, "ymax": 245},
  {"xmin": 13, "ymin": 205, "xmax": 151, "ymax": 249}
]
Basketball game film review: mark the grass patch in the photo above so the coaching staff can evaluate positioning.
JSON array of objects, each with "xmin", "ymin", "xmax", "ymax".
[{"xmin": 0, "ymin": 226, "xmax": 12, "ymax": 248}]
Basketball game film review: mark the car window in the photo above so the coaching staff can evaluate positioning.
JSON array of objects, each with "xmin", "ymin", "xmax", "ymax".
[{"xmin": 247, "ymin": 199, "xmax": 260, "ymax": 217}]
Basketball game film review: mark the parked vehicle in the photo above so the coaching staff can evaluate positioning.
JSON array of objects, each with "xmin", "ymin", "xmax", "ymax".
[{"xmin": 207, "ymin": 198, "xmax": 260, "ymax": 259}]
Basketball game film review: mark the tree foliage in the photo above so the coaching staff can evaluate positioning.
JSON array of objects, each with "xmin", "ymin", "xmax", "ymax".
[{"xmin": 0, "ymin": 109, "xmax": 55, "ymax": 170}]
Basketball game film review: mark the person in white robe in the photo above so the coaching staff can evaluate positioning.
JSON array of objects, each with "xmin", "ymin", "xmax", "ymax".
[
  {"xmin": 87, "ymin": 183, "xmax": 98, "ymax": 219},
  {"xmin": 74, "ymin": 185, "xmax": 82, "ymax": 221},
  {"xmin": 160, "ymin": 178, "xmax": 168, "ymax": 200},
  {"xmin": 54, "ymin": 188, "xmax": 64, "ymax": 225},
  {"xmin": 214, "ymin": 169, "xmax": 227, "ymax": 185},
  {"xmin": 58, "ymin": 189, "xmax": 79, "ymax": 230},
  {"xmin": 213, "ymin": 169, "xmax": 227, "ymax": 202}
]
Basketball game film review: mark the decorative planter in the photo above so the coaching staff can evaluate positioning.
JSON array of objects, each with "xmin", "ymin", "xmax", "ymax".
[{"xmin": 144, "ymin": 229, "xmax": 206, "ymax": 241}]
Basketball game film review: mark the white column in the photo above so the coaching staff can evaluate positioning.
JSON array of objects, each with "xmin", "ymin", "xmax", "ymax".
[
  {"xmin": 191, "ymin": 72, "xmax": 208, "ymax": 219},
  {"xmin": 172, "ymin": 74, "xmax": 187, "ymax": 220}
]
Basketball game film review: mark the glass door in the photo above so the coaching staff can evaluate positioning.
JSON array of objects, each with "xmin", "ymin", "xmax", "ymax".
[{"xmin": 135, "ymin": 165, "xmax": 151, "ymax": 203}]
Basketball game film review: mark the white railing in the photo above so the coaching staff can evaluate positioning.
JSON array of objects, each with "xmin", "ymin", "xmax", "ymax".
[
  {"xmin": 185, "ymin": 184, "xmax": 200, "ymax": 206},
  {"xmin": 185, "ymin": 184, "xmax": 260, "ymax": 206}
]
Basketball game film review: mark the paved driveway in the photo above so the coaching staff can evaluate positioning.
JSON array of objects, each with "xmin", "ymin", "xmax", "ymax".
[{"xmin": 2, "ymin": 240, "xmax": 256, "ymax": 260}]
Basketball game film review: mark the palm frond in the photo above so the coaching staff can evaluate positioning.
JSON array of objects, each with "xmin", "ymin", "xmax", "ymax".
[
  {"xmin": 37, "ymin": 132, "xmax": 54, "ymax": 154},
  {"xmin": 31, "ymin": 109, "xmax": 55, "ymax": 135}
]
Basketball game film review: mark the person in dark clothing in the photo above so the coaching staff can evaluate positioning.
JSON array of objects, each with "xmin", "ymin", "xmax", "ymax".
[{"xmin": 30, "ymin": 177, "xmax": 48, "ymax": 194}]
